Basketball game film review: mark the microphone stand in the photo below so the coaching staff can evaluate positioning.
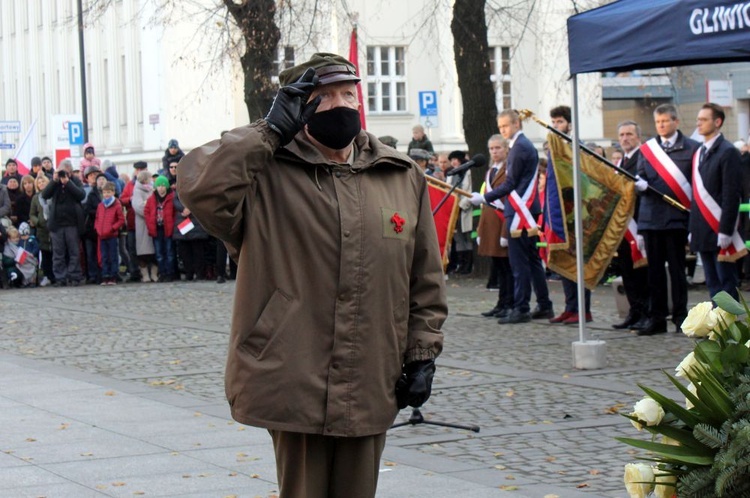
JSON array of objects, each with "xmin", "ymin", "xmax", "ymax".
[
  {"xmin": 432, "ymin": 170, "xmax": 467, "ymax": 216},
  {"xmin": 391, "ymin": 405, "xmax": 480, "ymax": 432}
]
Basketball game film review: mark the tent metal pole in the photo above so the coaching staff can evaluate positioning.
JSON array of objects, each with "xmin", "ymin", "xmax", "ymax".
[{"xmin": 571, "ymin": 76, "xmax": 588, "ymax": 343}]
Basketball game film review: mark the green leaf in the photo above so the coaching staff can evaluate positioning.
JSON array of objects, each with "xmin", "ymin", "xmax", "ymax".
[
  {"xmin": 643, "ymin": 423, "xmax": 708, "ymax": 451},
  {"xmin": 615, "ymin": 437, "xmax": 715, "ymax": 465},
  {"xmin": 695, "ymin": 340, "xmax": 723, "ymax": 374},
  {"xmin": 665, "ymin": 374, "xmax": 721, "ymax": 425},
  {"xmin": 639, "ymin": 384, "xmax": 703, "ymax": 428},
  {"xmin": 721, "ymin": 343, "xmax": 749, "ymax": 366},
  {"xmin": 714, "ymin": 291, "xmax": 745, "ymax": 315}
]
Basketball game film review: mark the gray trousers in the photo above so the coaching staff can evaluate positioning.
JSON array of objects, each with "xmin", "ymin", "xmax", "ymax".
[{"xmin": 51, "ymin": 226, "xmax": 83, "ymax": 283}]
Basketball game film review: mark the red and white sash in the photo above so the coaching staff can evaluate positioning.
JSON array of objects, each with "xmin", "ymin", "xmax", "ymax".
[
  {"xmin": 692, "ymin": 149, "xmax": 747, "ymax": 261},
  {"xmin": 483, "ymin": 164, "xmax": 505, "ymax": 221},
  {"xmin": 640, "ymin": 138, "xmax": 691, "ymax": 209},
  {"xmin": 623, "ymin": 218, "xmax": 647, "ymax": 268},
  {"xmin": 508, "ymin": 169, "xmax": 539, "ymax": 237}
]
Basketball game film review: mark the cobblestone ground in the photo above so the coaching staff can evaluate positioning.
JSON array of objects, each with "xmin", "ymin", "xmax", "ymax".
[{"xmin": 0, "ymin": 275, "xmax": 703, "ymax": 497}]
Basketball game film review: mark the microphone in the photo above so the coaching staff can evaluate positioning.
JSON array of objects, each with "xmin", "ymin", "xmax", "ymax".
[{"xmin": 445, "ymin": 154, "xmax": 487, "ymax": 176}]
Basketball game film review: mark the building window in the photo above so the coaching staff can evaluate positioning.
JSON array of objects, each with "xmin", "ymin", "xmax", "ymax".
[
  {"xmin": 489, "ymin": 46, "xmax": 511, "ymax": 111},
  {"xmin": 366, "ymin": 46, "xmax": 406, "ymax": 113},
  {"xmin": 271, "ymin": 46, "xmax": 295, "ymax": 83}
]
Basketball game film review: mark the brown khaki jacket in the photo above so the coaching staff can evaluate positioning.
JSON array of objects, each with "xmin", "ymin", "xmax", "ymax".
[
  {"xmin": 477, "ymin": 163, "xmax": 509, "ymax": 258},
  {"xmin": 178, "ymin": 121, "xmax": 447, "ymax": 437}
]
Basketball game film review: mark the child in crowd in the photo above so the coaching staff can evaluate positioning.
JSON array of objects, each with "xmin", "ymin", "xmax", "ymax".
[
  {"xmin": 17, "ymin": 222, "xmax": 39, "ymax": 286},
  {"xmin": 82, "ymin": 169, "xmax": 105, "ymax": 284},
  {"xmin": 95, "ymin": 182, "xmax": 125, "ymax": 285},
  {"xmin": 144, "ymin": 175, "xmax": 175, "ymax": 282},
  {"xmin": 2, "ymin": 226, "xmax": 38, "ymax": 287}
]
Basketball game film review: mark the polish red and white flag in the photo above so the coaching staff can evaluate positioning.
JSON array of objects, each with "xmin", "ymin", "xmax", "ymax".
[{"xmin": 177, "ymin": 218, "xmax": 194, "ymax": 235}]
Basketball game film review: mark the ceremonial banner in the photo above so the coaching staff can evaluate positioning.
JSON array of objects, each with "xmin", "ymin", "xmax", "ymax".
[
  {"xmin": 545, "ymin": 133, "xmax": 636, "ymax": 289},
  {"xmin": 426, "ymin": 176, "xmax": 460, "ymax": 269},
  {"xmin": 348, "ymin": 27, "xmax": 367, "ymax": 130}
]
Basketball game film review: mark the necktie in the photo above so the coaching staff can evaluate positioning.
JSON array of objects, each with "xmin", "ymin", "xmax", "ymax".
[
  {"xmin": 699, "ymin": 145, "xmax": 707, "ymax": 164},
  {"xmin": 662, "ymin": 140, "xmax": 670, "ymax": 150}
]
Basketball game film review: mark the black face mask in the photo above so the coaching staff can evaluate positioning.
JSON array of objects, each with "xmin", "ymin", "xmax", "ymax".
[{"xmin": 306, "ymin": 107, "xmax": 362, "ymax": 150}]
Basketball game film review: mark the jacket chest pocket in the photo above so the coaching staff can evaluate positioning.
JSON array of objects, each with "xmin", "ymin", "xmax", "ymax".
[
  {"xmin": 381, "ymin": 207, "xmax": 412, "ymax": 240},
  {"xmin": 243, "ymin": 288, "xmax": 292, "ymax": 358}
]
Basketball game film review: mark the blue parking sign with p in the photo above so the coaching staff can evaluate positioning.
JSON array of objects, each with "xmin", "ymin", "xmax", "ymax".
[
  {"xmin": 419, "ymin": 91, "xmax": 438, "ymax": 117},
  {"xmin": 68, "ymin": 122, "xmax": 84, "ymax": 145}
]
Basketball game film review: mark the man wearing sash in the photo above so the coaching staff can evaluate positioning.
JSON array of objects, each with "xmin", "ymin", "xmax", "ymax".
[
  {"xmin": 470, "ymin": 109, "xmax": 553, "ymax": 324},
  {"xmin": 690, "ymin": 102, "xmax": 745, "ymax": 300},
  {"xmin": 634, "ymin": 104, "xmax": 698, "ymax": 335},
  {"xmin": 611, "ymin": 121, "xmax": 650, "ymax": 331}
]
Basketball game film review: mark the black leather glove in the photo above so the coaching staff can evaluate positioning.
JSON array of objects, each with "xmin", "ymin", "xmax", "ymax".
[
  {"xmin": 395, "ymin": 359, "xmax": 436, "ymax": 409},
  {"xmin": 264, "ymin": 67, "xmax": 321, "ymax": 146}
]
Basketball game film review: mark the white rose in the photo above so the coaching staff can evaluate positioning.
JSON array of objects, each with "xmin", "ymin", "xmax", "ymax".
[
  {"xmin": 631, "ymin": 397, "xmax": 665, "ymax": 428},
  {"xmin": 686, "ymin": 382, "xmax": 698, "ymax": 409},
  {"xmin": 676, "ymin": 352, "xmax": 698, "ymax": 378},
  {"xmin": 624, "ymin": 463, "xmax": 655, "ymax": 498},
  {"xmin": 681, "ymin": 302, "xmax": 717, "ymax": 338},
  {"xmin": 654, "ymin": 471, "xmax": 677, "ymax": 498},
  {"xmin": 713, "ymin": 307, "xmax": 736, "ymax": 329}
]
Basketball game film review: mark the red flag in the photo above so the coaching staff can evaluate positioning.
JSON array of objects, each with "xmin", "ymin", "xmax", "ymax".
[
  {"xmin": 349, "ymin": 27, "xmax": 367, "ymax": 130},
  {"xmin": 14, "ymin": 119, "xmax": 38, "ymax": 176},
  {"xmin": 15, "ymin": 248, "xmax": 29, "ymax": 265},
  {"xmin": 427, "ymin": 182, "xmax": 460, "ymax": 268}
]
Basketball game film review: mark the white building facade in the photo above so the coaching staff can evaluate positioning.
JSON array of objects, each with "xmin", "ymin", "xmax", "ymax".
[{"xmin": 0, "ymin": 0, "xmax": 605, "ymax": 172}]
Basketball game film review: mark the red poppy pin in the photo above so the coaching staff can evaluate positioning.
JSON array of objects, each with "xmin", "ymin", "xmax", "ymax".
[{"xmin": 390, "ymin": 212, "xmax": 405, "ymax": 233}]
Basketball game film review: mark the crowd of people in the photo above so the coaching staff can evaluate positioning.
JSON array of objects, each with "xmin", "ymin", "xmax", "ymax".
[
  {"xmin": 0, "ymin": 139, "xmax": 237, "ymax": 290},
  {"xmin": 394, "ymin": 104, "xmax": 750, "ymax": 337}
]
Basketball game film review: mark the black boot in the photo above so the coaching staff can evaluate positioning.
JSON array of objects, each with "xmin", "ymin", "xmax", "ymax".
[{"xmin": 458, "ymin": 251, "xmax": 473, "ymax": 275}]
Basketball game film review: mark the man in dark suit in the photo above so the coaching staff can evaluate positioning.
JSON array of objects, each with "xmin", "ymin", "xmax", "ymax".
[
  {"xmin": 690, "ymin": 102, "xmax": 744, "ymax": 300},
  {"xmin": 611, "ymin": 120, "xmax": 650, "ymax": 331},
  {"xmin": 634, "ymin": 104, "xmax": 699, "ymax": 335},
  {"xmin": 470, "ymin": 109, "xmax": 552, "ymax": 324}
]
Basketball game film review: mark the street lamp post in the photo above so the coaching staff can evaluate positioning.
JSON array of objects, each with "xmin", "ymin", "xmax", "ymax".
[{"xmin": 77, "ymin": 0, "xmax": 89, "ymax": 144}]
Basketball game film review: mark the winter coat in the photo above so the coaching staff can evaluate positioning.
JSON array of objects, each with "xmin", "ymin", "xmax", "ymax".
[
  {"xmin": 0, "ymin": 183, "xmax": 11, "ymax": 219},
  {"xmin": 636, "ymin": 131, "xmax": 699, "ymax": 231},
  {"xmin": 131, "ymin": 181, "xmax": 155, "ymax": 255},
  {"xmin": 29, "ymin": 194, "xmax": 52, "ymax": 252},
  {"xmin": 172, "ymin": 190, "xmax": 208, "ymax": 241},
  {"xmin": 178, "ymin": 120, "xmax": 447, "ymax": 437},
  {"xmin": 103, "ymin": 165, "xmax": 124, "ymax": 196},
  {"xmin": 41, "ymin": 177, "xmax": 85, "ymax": 233},
  {"xmin": 407, "ymin": 136, "xmax": 434, "ymax": 155},
  {"xmin": 161, "ymin": 148, "xmax": 185, "ymax": 175},
  {"xmin": 453, "ymin": 169, "xmax": 473, "ymax": 233},
  {"xmin": 95, "ymin": 199, "xmax": 125, "ymax": 240},
  {"xmin": 80, "ymin": 142, "xmax": 101, "ymax": 169},
  {"xmin": 144, "ymin": 190, "xmax": 175, "ymax": 238},
  {"xmin": 477, "ymin": 162, "xmax": 509, "ymax": 258},
  {"xmin": 82, "ymin": 188, "xmax": 103, "ymax": 239},
  {"xmin": 120, "ymin": 180, "xmax": 137, "ymax": 231},
  {"xmin": 14, "ymin": 192, "xmax": 34, "ymax": 226},
  {"xmin": 689, "ymin": 134, "xmax": 743, "ymax": 252}
]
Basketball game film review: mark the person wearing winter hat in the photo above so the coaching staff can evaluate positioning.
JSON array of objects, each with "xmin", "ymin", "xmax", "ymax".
[
  {"xmin": 161, "ymin": 139, "xmax": 185, "ymax": 176},
  {"xmin": 144, "ymin": 175, "xmax": 175, "ymax": 282},
  {"xmin": 80, "ymin": 142, "xmax": 101, "ymax": 170},
  {"xmin": 30, "ymin": 157, "xmax": 43, "ymax": 178},
  {"xmin": 121, "ymin": 161, "xmax": 149, "ymax": 282}
]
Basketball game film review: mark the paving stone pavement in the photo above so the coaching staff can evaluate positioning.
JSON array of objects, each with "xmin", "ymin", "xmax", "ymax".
[{"xmin": 0, "ymin": 275, "xmax": 707, "ymax": 497}]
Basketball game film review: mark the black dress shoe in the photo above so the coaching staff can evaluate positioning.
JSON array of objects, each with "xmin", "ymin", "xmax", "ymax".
[
  {"xmin": 494, "ymin": 307, "xmax": 511, "ymax": 318},
  {"xmin": 499, "ymin": 310, "xmax": 531, "ymax": 324},
  {"xmin": 612, "ymin": 313, "xmax": 640, "ymax": 330},
  {"xmin": 481, "ymin": 306, "xmax": 502, "ymax": 317},
  {"xmin": 636, "ymin": 319, "xmax": 668, "ymax": 336},
  {"xmin": 629, "ymin": 317, "xmax": 650, "ymax": 331},
  {"xmin": 530, "ymin": 305, "xmax": 554, "ymax": 319}
]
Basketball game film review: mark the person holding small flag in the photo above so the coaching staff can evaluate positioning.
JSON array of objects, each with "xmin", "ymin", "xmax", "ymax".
[
  {"xmin": 172, "ymin": 168, "xmax": 208, "ymax": 281},
  {"xmin": 2, "ymin": 225, "xmax": 38, "ymax": 287}
]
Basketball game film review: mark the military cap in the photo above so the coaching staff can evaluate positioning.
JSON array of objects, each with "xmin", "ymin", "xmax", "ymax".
[
  {"xmin": 279, "ymin": 53, "xmax": 361, "ymax": 87},
  {"xmin": 409, "ymin": 148, "xmax": 431, "ymax": 161},
  {"xmin": 378, "ymin": 136, "xmax": 398, "ymax": 148}
]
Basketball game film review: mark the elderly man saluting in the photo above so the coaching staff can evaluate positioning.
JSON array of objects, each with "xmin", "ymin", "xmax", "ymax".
[{"xmin": 178, "ymin": 53, "xmax": 447, "ymax": 498}]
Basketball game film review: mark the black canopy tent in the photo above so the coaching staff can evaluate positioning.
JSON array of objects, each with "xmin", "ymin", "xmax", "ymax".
[{"xmin": 562, "ymin": 0, "xmax": 750, "ymax": 364}]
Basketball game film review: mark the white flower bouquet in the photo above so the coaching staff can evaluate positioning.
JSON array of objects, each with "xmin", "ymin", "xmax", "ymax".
[{"xmin": 618, "ymin": 291, "xmax": 750, "ymax": 498}]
